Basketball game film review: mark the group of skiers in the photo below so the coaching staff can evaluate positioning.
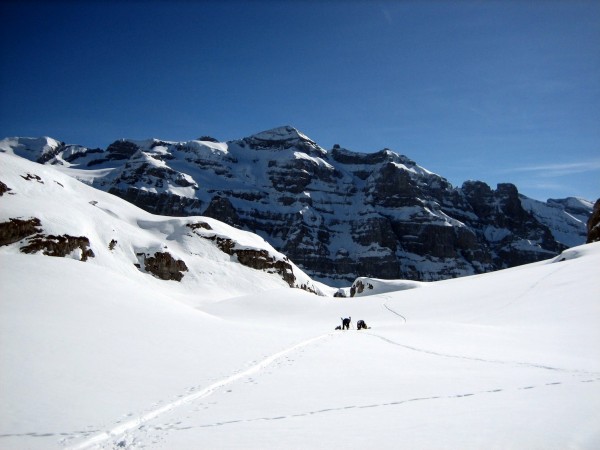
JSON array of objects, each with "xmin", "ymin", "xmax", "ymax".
[{"xmin": 335, "ymin": 316, "xmax": 369, "ymax": 330}]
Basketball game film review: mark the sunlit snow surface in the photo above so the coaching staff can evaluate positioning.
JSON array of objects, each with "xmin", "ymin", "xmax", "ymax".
[{"xmin": 1, "ymin": 153, "xmax": 599, "ymax": 449}]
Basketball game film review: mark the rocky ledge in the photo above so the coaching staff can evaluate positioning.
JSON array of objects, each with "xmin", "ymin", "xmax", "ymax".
[{"xmin": 138, "ymin": 251, "xmax": 188, "ymax": 281}]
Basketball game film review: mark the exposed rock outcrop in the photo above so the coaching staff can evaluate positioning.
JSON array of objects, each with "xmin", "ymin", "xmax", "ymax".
[
  {"xmin": 0, "ymin": 217, "xmax": 42, "ymax": 246},
  {"xmin": 140, "ymin": 251, "xmax": 188, "ymax": 281},
  {"xmin": 20, "ymin": 233, "xmax": 95, "ymax": 261},
  {"xmin": 21, "ymin": 173, "xmax": 43, "ymax": 183},
  {"xmin": 0, "ymin": 180, "xmax": 12, "ymax": 196},
  {"xmin": 587, "ymin": 199, "xmax": 600, "ymax": 243},
  {"xmin": 350, "ymin": 279, "xmax": 373, "ymax": 297},
  {"xmin": 202, "ymin": 197, "xmax": 239, "ymax": 227},
  {"xmin": 0, "ymin": 211, "xmax": 93, "ymax": 263},
  {"xmin": 186, "ymin": 222, "xmax": 304, "ymax": 290},
  {"xmin": 458, "ymin": 181, "xmax": 563, "ymax": 268}
]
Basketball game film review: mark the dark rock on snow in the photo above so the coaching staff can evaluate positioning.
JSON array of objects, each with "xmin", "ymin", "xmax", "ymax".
[
  {"xmin": 140, "ymin": 251, "xmax": 188, "ymax": 281},
  {"xmin": 0, "ymin": 180, "xmax": 13, "ymax": 196},
  {"xmin": 0, "ymin": 217, "xmax": 42, "ymax": 246},
  {"xmin": 587, "ymin": 199, "xmax": 600, "ymax": 243},
  {"xmin": 20, "ymin": 233, "xmax": 95, "ymax": 261},
  {"xmin": 0, "ymin": 215, "xmax": 94, "ymax": 261}
]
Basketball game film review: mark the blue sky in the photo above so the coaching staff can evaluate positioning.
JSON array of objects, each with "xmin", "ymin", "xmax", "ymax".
[{"xmin": 1, "ymin": 1, "xmax": 598, "ymax": 202}]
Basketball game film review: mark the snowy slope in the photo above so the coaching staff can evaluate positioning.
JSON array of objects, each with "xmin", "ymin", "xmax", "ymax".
[
  {"xmin": 0, "ymin": 152, "xmax": 326, "ymax": 302},
  {"xmin": 0, "ymin": 136, "xmax": 63, "ymax": 162},
  {"xmin": 1, "ymin": 148, "xmax": 599, "ymax": 449}
]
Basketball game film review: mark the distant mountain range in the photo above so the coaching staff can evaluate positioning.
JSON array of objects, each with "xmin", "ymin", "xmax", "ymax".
[{"xmin": 1, "ymin": 126, "xmax": 593, "ymax": 286}]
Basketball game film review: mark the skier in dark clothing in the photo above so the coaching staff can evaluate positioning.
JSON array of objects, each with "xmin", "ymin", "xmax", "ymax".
[
  {"xmin": 357, "ymin": 320, "xmax": 368, "ymax": 330},
  {"xmin": 341, "ymin": 317, "xmax": 351, "ymax": 330}
]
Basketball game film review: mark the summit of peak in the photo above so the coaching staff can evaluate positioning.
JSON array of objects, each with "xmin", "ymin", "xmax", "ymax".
[
  {"xmin": 248, "ymin": 126, "xmax": 314, "ymax": 143},
  {"xmin": 240, "ymin": 126, "xmax": 325, "ymax": 156}
]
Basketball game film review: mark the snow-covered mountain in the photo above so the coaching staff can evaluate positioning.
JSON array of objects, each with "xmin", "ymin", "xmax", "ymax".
[
  {"xmin": 0, "ymin": 152, "xmax": 326, "ymax": 303},
  {"xmin": 2, "ymin": 151, "xmax": 599, "ymax": 448},
  {"xmin": 521, "ymin": 196, "xmax": 594, "ymax": 247},
  {"xmin": 1, "ymin": 127, "xmax": 593, "ymax": 286},
  {"xmin": 2, "ymin": 138, "xmax": 599, "ymax": 449}
]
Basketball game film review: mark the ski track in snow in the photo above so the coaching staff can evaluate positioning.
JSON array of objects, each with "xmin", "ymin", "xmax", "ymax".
[
  {"xmin": 7, "ymin": 284, "xmax": 595, "ymax": 449},
  {"xmin": 64, "ymin": 332, "xmax": 334, "ymax": 450},
  {"xmin": 87, "ymin": 329, "xmax": 600, "ymax": 448},
  {"xmin": 3, "ymin": 332, "xmax": 598, "ymax": 446},
  {"xmin": 130, "ymin": 376, "xmax": 600, "ymax": 434},
  {"xmin": 382, "ymin": 302, "xmax": 407, "ymax": 323},
  {"xmin": 4, "ymin": 318, "xmax": 597, "ymax": 448},
  {"xmin": 124, "ymin": 328, "xmax": 600, "ymax": 441},
  {"xmin": 377, "ymin": 295, "xmax": 600, "ymax": 377},
  {"xmin": 466, "ymin": 263, "xmax": 568, "ymax": 321},
  {"xmin": 92, "ymin": 327, "xmax": 600, "ymax": 442},
  {"xmin": 365, "ymin": 331, "xmax": 600, "ymax": 377}
]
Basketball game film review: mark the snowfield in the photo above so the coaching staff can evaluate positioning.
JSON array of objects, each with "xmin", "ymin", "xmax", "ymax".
[{"xmin": 1, "ymin": 153, "xmax": 599, "ymax": 449}]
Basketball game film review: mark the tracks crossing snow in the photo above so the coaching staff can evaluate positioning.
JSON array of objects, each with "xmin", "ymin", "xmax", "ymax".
[
  {"xmin": 150, "ymin": 376, "xmax": 600, "ymax": 433},
  {"xmin": 382, "ymin": 302, "xmax": 407, "ymax": 323},
  {"xmin": 67, "ymin": 332, "xmax": 333, "ymax": 450},
  {"xmin": 365, "ymin": 331, "xmax": 600, "ymax": 377}
]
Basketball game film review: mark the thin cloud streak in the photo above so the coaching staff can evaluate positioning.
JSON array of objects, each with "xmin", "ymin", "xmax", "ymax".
[{"xmin": 503, "ymin": 159, "xmax": 600, "ymax": 177}]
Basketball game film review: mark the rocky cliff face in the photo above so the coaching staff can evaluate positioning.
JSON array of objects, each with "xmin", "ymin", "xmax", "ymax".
[
  {"xmin": 587, "ymin": 199, "xmax": 600, "ymax": 243},
  {"xmin": 1, "ymin": 127, "xmax": 592, "ymax": 286}
]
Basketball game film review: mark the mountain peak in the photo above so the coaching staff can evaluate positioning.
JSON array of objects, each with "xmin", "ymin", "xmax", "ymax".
[
  {"xmin": 0, "ymin": 136, "xmax": 63, "ymax": 164},
  {"xmin": 247, "ymin": 126, "xmax": 314, "ymax": 144},
  {"xmin": 240, "ymin": 126, "xmax": 325, "ymax": 156}
]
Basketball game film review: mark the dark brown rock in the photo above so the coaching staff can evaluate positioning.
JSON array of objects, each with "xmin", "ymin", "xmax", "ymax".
[
  {"xmin": 0, "ymin": 181, "xmax": 12, "ymax": 196},
  {"xmin": 187, "ymin": 221, "xmax": 213, "ymax": 231},
  {"xmin": 203, "ymin": 196, "xmax": 239, "ymax": 226},
  {"xmin": 0, "ymin": 218, "xmax": 42, "ymax": 246},
  {"xmin": 587, "ymin": 199, "xmax": 600, "ymax": 243},
  {"xmin": 142, "ymin": 251, "xmax": 188, "ymax": 281},
  {"xmin": 191, "ymin": 230, "xmax": 302, "ymax": 290},
  {"xmin": 350, "ymin": 279, "xmax": 373, "ymax": 297},
  {"xmin": 21, "ymin": 233, "xmax": 95, "ymax": 261},
  {"xmin": 20, "ymin": 173, "xmax": 43, "ymax": 183}
]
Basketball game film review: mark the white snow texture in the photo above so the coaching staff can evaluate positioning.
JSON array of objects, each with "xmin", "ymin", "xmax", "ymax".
[{"xmin": 1, "ymin": 152, "xmax": 599, "ymax": 449}]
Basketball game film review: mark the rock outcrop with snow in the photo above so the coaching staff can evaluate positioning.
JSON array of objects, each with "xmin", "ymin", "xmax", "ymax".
[
  {"xmin": 0, "ymin": 152, "xmax": 324, "ymax": 299},
  {"xmin": 1, "ymin": 126, "xmax": 593, "ymax": 286},
  {"xmin": 587, "ymin": 199, "xmax": 600, "ymax": 243}
]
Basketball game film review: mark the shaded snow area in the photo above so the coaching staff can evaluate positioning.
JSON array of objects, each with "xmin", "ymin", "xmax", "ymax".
[
  {"xmin": 1, "ymin": 153, "xmax": 599, "ymax": 449},
  {"xmin": 521, "ymin": 196, "xmax": 592, "ymax": 247}
]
